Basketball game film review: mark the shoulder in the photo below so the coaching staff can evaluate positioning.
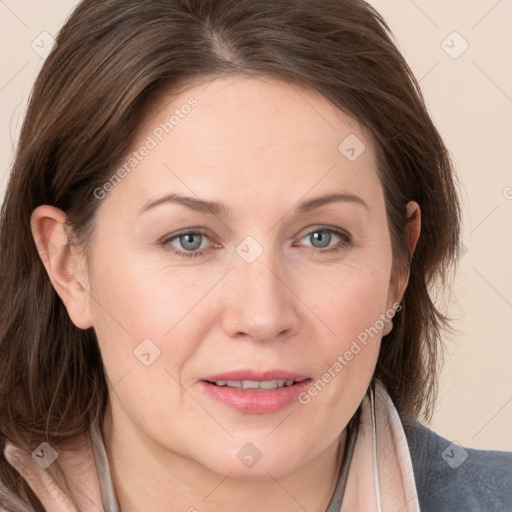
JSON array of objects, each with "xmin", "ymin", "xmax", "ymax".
[{"xmin": 399, "ymin": 413, "xmax": 512, "ymax": 512}]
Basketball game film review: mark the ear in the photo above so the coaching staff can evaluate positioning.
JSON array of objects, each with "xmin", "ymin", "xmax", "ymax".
[
  {"xmin": 30, "ymin": 205, "xmax": 93, "ymax": 329},
  {"xmin": 387, "ymin": 200, "xmax": 421, "ymax": 307}
]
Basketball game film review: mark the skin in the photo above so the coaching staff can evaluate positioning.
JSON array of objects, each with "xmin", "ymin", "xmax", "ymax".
[{"xmin": 31, "ymin": 75, "xmax": 420, "ymax": 512}]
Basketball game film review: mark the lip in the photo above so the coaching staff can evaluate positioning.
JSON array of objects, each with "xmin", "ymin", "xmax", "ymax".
[
  {"xmin": 200, "ymin": 369, "xmax": 310, "ymax": 382},
  {"xmin": 199, "ymin": 369, "xmax": 312, "ymax": 414}
]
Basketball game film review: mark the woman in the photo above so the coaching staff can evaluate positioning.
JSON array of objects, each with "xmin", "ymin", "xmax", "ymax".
[{"xmin": 0, "ymin": 0, "xmax": 510, "ymax": 510}]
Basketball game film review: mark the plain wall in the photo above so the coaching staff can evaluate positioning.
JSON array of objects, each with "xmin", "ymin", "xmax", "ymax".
[{"xmin": 1, "ymin": 0, "xmax": 511, "ymax": 451}]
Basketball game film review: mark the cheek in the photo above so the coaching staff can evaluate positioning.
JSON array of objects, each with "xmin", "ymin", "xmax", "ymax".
[
  {"xmin": 298, "ymin": 251, "xmax": 392, "ymax": 400},
  {"xmin": 308, "ymin": 256, "xmax": 391, "ymax": 342},
  {"xmin": 294, "ymin": 261, "xmax": 390, "ymax": 423},
  {"xmin": 87, "ymin": 258, "xmax": 194, "ymax": 424},
  {"xmin": 86, "ymin": 241, "xmax": 224, "ymax": 393}
]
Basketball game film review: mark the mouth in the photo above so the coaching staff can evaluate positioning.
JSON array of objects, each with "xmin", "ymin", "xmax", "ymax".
[
  {"xmin": 205, "ymin": 378, "xmax": 307, "ymax": 390},
  {"xmin": 199, "ymin": 370, "xmax": 312, "ymax": 413}
]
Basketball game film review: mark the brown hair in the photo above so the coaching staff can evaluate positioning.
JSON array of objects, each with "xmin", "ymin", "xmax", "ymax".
[{"xmin": 0, "ymin": 0, "xmax": 461, "ymax": 508}]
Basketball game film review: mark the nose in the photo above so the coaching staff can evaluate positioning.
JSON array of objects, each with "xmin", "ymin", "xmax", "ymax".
[{"xmin": 220, "ymin": 247, "xmax": 301, "ymax": 343}]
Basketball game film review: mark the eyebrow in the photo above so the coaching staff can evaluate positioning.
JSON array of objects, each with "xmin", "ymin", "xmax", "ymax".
[{"xmin": 138, "ymin": 191, "xmax": 369, "ymax": 217}]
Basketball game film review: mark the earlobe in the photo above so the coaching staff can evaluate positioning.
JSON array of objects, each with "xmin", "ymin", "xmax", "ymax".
[{"xmin": 30, "ymin": 205, "xmax": 94, "ymax": 330}]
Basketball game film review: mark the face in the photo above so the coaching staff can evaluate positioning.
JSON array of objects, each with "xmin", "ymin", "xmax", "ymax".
[{"xmin": 69, "ymin": 75, "xmax": 404, "ymax": 478}]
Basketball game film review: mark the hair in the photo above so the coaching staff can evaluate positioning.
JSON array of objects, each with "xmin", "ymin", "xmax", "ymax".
[{"xmin": 0, "ymin": 0, "xmax": 462, "ymax": 509}]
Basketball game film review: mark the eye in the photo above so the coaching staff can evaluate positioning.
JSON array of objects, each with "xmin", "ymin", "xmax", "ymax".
[
  {"xmin": 298, "ymin": 226, "xmax": 352, "ymax": 253},
  {"xmin": 160, "ymin": 229, "xmax": 213, "ymax": 259},
  {"xmin": 160, "ymin": 226, "xmax": 352, "ymax": 260}
]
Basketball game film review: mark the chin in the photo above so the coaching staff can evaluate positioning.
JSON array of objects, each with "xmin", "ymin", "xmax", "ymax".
[{"xmin": 196, "ymin": 443, "xmax": 306, "ymax": 480}]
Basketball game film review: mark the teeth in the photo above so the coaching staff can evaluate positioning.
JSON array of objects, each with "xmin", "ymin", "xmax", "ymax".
[
  {"xmin": 213, "ymin": 379, "xmax": 295, "ymax": 389},
  {"xmin": 242, "ymin": 380, "xmax": 261, "ymax": 389},
  {"xmin": 260, "ymin": 380, "xmax": 280, "ymax": 389}
]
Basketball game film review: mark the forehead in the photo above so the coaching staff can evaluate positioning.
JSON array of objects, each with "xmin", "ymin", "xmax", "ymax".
[
  {"xmin": 141, "ymin": 74, "xmax": 370, "ymax": 151},
  {"xmin": 105, "ymin": 75, "xmax": 381, "ymax": 213}
]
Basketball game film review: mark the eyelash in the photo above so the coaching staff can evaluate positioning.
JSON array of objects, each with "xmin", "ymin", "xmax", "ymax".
[{"xmin": 160, "ymin": 227, "xmax": 352, "ymax": 260}]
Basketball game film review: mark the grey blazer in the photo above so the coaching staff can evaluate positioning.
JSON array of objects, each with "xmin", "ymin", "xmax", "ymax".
[{"xmin": 400, "ymin": 413, "xmax": 512, "ymax": 511}]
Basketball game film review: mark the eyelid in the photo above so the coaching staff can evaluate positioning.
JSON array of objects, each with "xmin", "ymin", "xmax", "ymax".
[
  {"xmin": 162, "ymin": 225, "xmax": 351, "ymax": 244},
  {"xmin": 296, "ymin": 225, "xmax": 352, "ymax": 243},
  {"xmin": 160, "ymin": 228, "xmax": 214, "ymax": 248},
  {"xmin": 161, "ymin": 225, "xmax": 352, "ymax": 260}
]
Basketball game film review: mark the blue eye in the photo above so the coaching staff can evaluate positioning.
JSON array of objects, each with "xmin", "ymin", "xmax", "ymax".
[
  {"xmin": 160, "ymin": 226, "xmax": 352, "ymax": 259},
  {"xmin": 306, "ymin": 229, "xmax": 334, "ymax": 249},
  {"xmin": 176, "ymin": 233, "xmax": 204, "ymax": 251},
  {"xmin": 161, "ymin": 230, "xmax": 210, "ymax": 259},
  {"xmin": 299, "ymin": 227, "xmax": 352, "ymax": 253}
]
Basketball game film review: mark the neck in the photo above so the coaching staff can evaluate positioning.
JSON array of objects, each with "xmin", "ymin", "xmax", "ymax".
[{"xmin": 101, "ymin": 401, "xmax": 346, "ymax": 512}]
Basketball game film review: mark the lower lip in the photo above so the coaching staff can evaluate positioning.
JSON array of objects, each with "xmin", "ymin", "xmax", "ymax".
[{"xmin": 199, "ymin": 380, "xmax": 312, "ymax": 414}]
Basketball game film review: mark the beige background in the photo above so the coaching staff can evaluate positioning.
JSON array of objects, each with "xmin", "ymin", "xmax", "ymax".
[{"xmin": 1, "ymin": 1, "xmax": 511, "ymax": 451}]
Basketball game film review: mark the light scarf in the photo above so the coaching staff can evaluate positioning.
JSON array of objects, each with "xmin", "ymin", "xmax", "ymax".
[{"xmin": 2, "ymin": 379, "xmax": 420, "ymax": 512}]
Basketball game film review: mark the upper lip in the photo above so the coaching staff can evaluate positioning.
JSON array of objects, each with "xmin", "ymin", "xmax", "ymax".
[{"xmin": 201, "ymin": 369, "xmax": 310, "ymax": 383}]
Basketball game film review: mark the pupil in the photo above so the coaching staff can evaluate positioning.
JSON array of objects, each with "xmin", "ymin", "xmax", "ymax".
[
  {"xmin": 311, "ymin": 230, "xmax": 330, "ymax": 248},
  {"xmin": 181, "ymin": 233, "xmax": 202, "ymax": 251}
]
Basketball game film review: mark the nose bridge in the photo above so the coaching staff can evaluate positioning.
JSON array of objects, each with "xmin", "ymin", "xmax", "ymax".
[{"xmin": 221, "ymin": 236, "xmax": 299, "ymax": 341}]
